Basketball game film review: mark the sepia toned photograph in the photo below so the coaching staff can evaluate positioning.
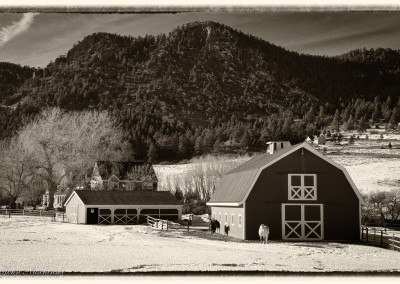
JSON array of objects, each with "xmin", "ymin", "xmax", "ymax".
[{"xmin": 1, "ymin": 3, "xmax": 400, "ymax": 276}]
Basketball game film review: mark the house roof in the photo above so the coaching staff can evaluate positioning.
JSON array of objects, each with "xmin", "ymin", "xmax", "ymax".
[
  {"xmin": 65, "ymin": 190, "xmax": 182, "ymax": 206},
  {"xmin": 207, "ymin": 142, "xmax": 364, "ymax": 206},
  {"xmin": 95, "ymin": 161, "xmax": 157, "ymax": 181}
]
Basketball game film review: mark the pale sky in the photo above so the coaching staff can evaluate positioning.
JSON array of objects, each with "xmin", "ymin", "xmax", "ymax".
[{"xmin": 1, "ymin": 12, "xmax": 400, "ymax": 67}]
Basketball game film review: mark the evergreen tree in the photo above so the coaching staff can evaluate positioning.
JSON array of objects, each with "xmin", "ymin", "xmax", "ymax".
[
  {"xmin": 332, "ymin": 109, "xmax": 341, "ymax": 132},
  {"xmin": 382, "ymin": 96, "xmax": 392, "ymax": 122},
  {"xmin": 346, "ymin": 115, "xmax": 355, "ymax": 130},
  {"xmin": 147, "ymin": 143, "xmax": 158, "ymax": 162},
  {"xmin": 389, "ymin": 107, "xmax": 400, "ymax": 128},
  {"xmin": 194, "ymin": 136, "xmax": 203, "ymax": 156},
  {"xmin": 357, "ymin": 116, "xmax": 368, "ymax": 132},
  {"xmin": 240, "ymin": 131, "xmax": 251, "ymax": 149},
  {"xmin": 372, "ymin": 96, "xmax": 381, "ymax": 122},
  {"xmin": 305, "ymin": 123, "xmax": 317, "ymax": 139}
]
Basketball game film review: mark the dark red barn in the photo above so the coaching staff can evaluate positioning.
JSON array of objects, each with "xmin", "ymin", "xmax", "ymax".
[{"xmin": 207, "ymin": 142, "xmax": 364, "ymax": 241}]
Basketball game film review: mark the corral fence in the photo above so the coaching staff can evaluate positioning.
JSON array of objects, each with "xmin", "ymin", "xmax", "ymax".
[
  {"xmin": 0, "ymin": 209, "xmax": 66, "ymax": 222},
  {"xmin": 361, "ymin": 226, "xmax": 400, "ymax": 252},
  {"xmin": 146, "ymin": 215, "xmax": 181, "ymax": 231}
]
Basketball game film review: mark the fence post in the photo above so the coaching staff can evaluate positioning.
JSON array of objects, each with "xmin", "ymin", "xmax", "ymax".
[
  {"xmin": 167, "ymin": 220, "xmax": 169, "ymax": 231},
  {"xmin": 374, "ymin": 228, "xmax": 376, "ymax": 243},
  {"xmin": 361, "ymin": 227, "xmax": 363, "ymax": 242},
  {"xmin": 63, "ymin": 213, "xmax": 65, "ymax": 222},
  {"xmin": 23, "ymin": 209, "xmax": 24, "ymax": 216},
  {"xmin": 392, "ymin": 234, "xmax": 395, "ymax": 251},
  {"xmin": 40, "ymin": 210, "xmax": 42, "ymax": 217},
  {"xmin": 380, "ymin": 230, "xmax": 383, "ymax": 248},
  {"xmin": 366, "ymin": 227, "xmax": 368, "ymax": 243}
]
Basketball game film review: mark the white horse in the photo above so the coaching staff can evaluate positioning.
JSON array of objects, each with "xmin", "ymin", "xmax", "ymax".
[{"xmin": 258, "ymin": 224, "xmax": 269, "ymax": 244}]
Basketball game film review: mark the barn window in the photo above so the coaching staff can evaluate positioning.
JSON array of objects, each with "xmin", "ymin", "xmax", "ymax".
[
  {"xmin": 288, "ymin": 174, "xmax": 317, "ymax": 200},
  {"xmin": 238, "ymin": 214, "xmax": 242, "ymax": 227},
  {"xmin": 231, "ymin": 213, "xmax": 234, "ymax": 226}
]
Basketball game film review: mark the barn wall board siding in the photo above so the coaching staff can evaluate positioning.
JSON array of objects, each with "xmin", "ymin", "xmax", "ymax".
[
  {"xmin": 245, "ymin": 148, "xmax": 360, "ymax": 241},
  {"xmin": 211, "ymin": 206, "xmax": 244, "ymax": 239},
  {"xmin": 65, "ymin": 193, "xmax": 86, "ymax": 224}
]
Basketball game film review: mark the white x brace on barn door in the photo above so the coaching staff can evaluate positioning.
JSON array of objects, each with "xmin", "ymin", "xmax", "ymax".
[
  {"xmin": 99, "ymin": 208, "xmax": 112, "ymax": 224},
  {"xmin": 282, "ymin": 204, "xmax": 324, "ymax": 240}
]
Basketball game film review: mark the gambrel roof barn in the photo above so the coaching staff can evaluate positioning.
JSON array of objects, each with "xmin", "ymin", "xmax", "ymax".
[{"xmin": 207, "ymin": 142, "xmax": 364, "ymax": 241}]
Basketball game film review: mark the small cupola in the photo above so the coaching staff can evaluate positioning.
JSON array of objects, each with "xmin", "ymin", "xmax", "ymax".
[{"xmin": 266, "ymin": 141, "xmax": 291, "ymax": 154}]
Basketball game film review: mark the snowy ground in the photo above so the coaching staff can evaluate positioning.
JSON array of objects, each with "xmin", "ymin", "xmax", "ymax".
[{"xmin": 1, "ymin": 217, "xmax": 400, "ymax": 273}]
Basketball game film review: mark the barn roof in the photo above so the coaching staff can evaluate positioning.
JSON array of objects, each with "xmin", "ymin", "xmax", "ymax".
[
  {"xmin": 95, "ymin": 161, "xmax": 157, "ymax": 181},
  {"xmin": 65, "ymin": 190, "xmax": 182, "ymax": 206},
  {"xmin": 208, "ymin": 144, "xmax": 298, "ymax": 204},
  {"xmin": 207, "ymin": 142, "xmax": 364, "ymax": 206}
]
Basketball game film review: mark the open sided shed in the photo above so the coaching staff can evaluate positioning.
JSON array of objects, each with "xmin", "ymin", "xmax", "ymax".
[{"xmin": 65, "ymin": 190, "xmax": 182, "ymax": 225}]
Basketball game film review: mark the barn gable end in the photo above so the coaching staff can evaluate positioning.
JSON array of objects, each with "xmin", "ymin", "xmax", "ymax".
[{"xmin": 207, "ymin": 142, "xmax": 363, "ymax": 241}]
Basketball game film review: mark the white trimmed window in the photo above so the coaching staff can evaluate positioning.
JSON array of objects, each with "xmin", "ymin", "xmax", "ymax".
[
  {"xmin": 288, "ymin": 174, "xmax": 317, "ymax": 200},
  {"xmin": 225, "ymin": 213, "xmax": 228, "ymax": 224},
  {"xmin": 231, "ymin": 213, "xmax": 234, "ymax": 226},
  {"xmin": 238, "ymin": 214, "xmax": 242, "ymax": 227}
]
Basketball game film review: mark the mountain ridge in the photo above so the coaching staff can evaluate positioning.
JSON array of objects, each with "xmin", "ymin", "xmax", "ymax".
[{"xmin": 1, "ymin": 21, "xmax": 400, "ymax": 161}]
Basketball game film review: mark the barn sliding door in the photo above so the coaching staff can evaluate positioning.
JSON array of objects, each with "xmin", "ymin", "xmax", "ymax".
[{"xmin": 282, "ymin": 204, "xmax": 323, "ymax": 240}]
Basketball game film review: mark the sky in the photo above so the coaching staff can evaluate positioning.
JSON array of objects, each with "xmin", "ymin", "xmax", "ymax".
[{"xmin": 1, "ymin": 11, "xmax": 400, "ymax": 67}]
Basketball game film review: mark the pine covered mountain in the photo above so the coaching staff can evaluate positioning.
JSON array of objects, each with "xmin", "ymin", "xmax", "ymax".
[{"xmin": 1, "ymin": 21, "xmax": 400, "ymax": 160}]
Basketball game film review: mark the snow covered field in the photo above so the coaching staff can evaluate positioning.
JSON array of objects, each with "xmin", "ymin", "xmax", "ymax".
[
  {"xmin": 1, "ymin": 216, "xmax": 400, "ymax": 273},
  {"xmin": 155, "ymin": 137, "xmax": 400, "ymax": 196}
]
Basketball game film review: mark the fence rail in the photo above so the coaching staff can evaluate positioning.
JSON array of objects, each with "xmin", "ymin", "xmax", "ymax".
[
  {"xmin": 0, "ymin": 209, "xmax": 58, "ymax": 220},
  {"xmin": 361, "ymin": 226, "xmax": 400, "ymax": 252},
  {"xmin": 147, "ymin": 215, "xmax": 169, "ymax": 230},
  {"xmin": 146, "ymin": 215, "xmax": 181, "ymax": 230}
]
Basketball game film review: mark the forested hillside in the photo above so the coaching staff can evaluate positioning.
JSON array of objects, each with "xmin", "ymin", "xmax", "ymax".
[{"xmin": 1, "ymin": 21, "xmax": 400, "ymax": 162}]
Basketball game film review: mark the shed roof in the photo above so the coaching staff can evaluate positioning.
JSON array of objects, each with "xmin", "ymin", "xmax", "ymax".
[
  {"xmin": 66, "ymin": 190, "xmax": 182, "ymax": 206},
  {"xmin": 207, "ymin": 142, "xmax": 364, "ymax": 206}
]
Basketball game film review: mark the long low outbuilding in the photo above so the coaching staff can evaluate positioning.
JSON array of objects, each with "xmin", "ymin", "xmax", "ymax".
[{"xmin": 64, "ymin": 190, "xmax": 183, "ymax": 224}]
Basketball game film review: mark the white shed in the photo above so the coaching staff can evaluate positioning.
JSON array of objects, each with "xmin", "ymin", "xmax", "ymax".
[{"xmin": 65, "ymin": 190, "xmax": 183, "ymax": 224}]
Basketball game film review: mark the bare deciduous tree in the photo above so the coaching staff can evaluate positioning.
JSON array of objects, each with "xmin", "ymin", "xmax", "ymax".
[
  {"xmin": 362, "ymin": 189, "xmax": 400, "ymax": 224},
  {"xmin": 0, "ymin": 138, "xmax": 35, "ymax": 208},
  {"xmin": 18, "ymin": 108, "xmax": 130, "ymax": 208}
]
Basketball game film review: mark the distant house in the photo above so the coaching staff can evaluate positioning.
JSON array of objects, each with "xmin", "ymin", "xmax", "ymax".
[
  {"xmin": 64, "ymin": 190, "xmax": 182, "ymax": 224},
  {"xmin": 42, "ymin": 189, "xmax": 71, "ymax": 209},
  {"xmin": 207, "ymin": 142, "xmax": 364, "ymax": 241},
  {"xmin": 42, "ymin": 169, "xmax": 72, "ymax": 209},
  {"xmin": 266, "ymin": 141, "xmax": 291, "ymax": 154},
  {"xmin": 90, "ymin": 161, "xmax": 158, "ymax": 191}
]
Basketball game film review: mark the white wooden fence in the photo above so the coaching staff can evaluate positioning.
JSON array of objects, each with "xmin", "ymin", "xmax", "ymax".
[
  {"xmin": 362, "ymin": 226, "xmax": 400, "ymax": 252},
  {"xmin": 0, "ymin": 209, "xmax": 58, "ymax": 220}
]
